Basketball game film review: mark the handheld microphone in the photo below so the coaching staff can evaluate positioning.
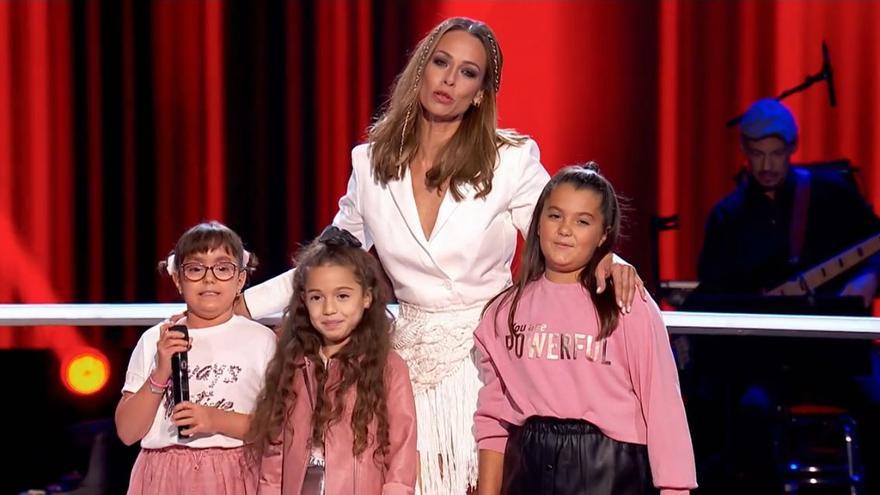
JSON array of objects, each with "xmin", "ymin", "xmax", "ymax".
[
  {"xmin": 822, "ymin": 41, "xmax": 836, "ymax": 107},
  {"xmin": 169, "ymin": 324, "xmax": 191, "ymax": 438}
]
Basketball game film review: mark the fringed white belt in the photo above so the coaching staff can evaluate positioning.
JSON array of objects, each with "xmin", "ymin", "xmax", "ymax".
[
  {"xmin": 392, "ymin": 302, "xmax": 483, "ymax": 394},
  {"xmin": 393, "ymin": 302, "xmax": 484, "ymax": 494}
]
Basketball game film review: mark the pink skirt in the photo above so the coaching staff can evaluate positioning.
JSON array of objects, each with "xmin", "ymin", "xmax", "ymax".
[{"xmin": 127, "ymin": 445, "xmax": 257, "ymax": 495}]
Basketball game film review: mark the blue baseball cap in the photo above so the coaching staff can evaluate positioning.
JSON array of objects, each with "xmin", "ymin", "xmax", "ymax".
[{"xmin": 740, "ymin": 98, "xmax": 798, "ymax": 145}]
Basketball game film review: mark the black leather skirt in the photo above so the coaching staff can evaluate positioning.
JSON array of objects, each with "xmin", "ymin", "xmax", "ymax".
[{"xmin": 501, "ymin": 416, "xmax": 658, "ymax": 495}]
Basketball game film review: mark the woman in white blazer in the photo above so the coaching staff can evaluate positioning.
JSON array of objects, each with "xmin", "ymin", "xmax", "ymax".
[{"xmin": 242, "ymin": 17, "xmax": 643, "ymax": 495}]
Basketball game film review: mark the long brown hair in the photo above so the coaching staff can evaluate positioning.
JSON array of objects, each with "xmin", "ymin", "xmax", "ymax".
[
  {"xmin": 247, "ymin": 228, "xmax": 393, "ymax": 463},
  {"xmin": 368, "ymin": 17, "xmax": 527, "ymax": 201},
  {"xmin": 485, "ymin": 164, "xmax": 622, "ymax": 339}
]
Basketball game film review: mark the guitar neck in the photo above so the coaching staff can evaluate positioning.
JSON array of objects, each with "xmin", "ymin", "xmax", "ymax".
[{"xmin": 767, "ymin": 233, "xmax": 880, "ymax": 296}]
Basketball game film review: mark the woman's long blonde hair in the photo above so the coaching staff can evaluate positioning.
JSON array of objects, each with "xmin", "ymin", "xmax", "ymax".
[{"xmin": 368, "ymin": 17, "xmax": 527, "ymax": 201}]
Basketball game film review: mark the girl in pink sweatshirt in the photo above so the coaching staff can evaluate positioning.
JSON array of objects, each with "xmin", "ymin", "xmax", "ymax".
[
  {"xmin": 474, "ymin": 164, "xmax": 697, "ymax": 495},
  {"xmin": 247, "ymin": 226, "xmax": 418, "ymax": 494}
]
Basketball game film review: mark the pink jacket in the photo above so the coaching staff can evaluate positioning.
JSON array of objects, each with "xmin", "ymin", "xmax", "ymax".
[{"xmin": 258, "ymin": 351, "xmax": 418, "ymax": 495}]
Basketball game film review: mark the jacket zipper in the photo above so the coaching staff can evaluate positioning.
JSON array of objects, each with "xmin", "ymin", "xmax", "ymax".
[
  {"xmin": 329, "ymin": 358, "xmax": 357, "ymax": 495},
  {"xmin": 324, "ymin": 357, "xmax": 333, "ymax": 495},
  {"xmin": 305, "ymin": 358, "xmax": 337, "ymax": 495},
  {"xmin": 301, "ymin": 361, "xmax": 316, "ymax": 491},
  {"xmin": 353, "ymin": 453, "xmax": 359, "ymax": 495},
  {"xmin": 303, "ymin": 360, "xmax": 316, "ymax": 410}
]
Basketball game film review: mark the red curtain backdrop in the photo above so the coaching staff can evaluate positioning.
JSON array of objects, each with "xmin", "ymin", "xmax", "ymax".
[
  {"xmin": 0, "ymin": 1, "xmax": 83, "ymax": 351},
  {"xmin": 1, "ymin": 0, "xmax": 879, "ymax": 353}
]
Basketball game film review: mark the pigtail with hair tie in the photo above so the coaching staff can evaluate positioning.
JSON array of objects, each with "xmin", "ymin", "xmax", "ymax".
[
  {"xmin": 317, "ymin": 226, "xmax": 362, "ymax": 249},
  {"xmin": 165, "ymin": 254, "xmax": 176, "ymax": 276}
]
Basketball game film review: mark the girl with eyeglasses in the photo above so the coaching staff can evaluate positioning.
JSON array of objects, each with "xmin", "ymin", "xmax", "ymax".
[{"xmin": 115, "ymin": 221, "xmax": 277, "ymax": 495}]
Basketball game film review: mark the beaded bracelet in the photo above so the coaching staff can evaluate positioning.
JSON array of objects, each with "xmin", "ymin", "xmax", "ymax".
[{"xmin": 148, "ymin": 374, "xmax": 171, "ymax": 394}]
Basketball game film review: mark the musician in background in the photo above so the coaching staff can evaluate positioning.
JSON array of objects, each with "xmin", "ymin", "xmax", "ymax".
[
  {"xmin": 696, "ymin": 98, "xmax": 880, "ymax": 310},
  {"xmin": 686, "ymin": 98, "xmax": 880, "ymax": 493}
]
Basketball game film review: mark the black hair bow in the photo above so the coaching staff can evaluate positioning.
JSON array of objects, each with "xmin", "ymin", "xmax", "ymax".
[{"xmin": 317, "ymin": 226, "xmax": 362, "ymax": 248}]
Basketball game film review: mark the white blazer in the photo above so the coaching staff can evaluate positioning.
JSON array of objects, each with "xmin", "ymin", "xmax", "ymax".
[{"xmin": 245, "ymin": 138, "xmax": 550, "ymax": 317}]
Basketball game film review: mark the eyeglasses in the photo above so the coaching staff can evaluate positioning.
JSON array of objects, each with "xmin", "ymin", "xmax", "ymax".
[{"xmin": 180, "ymin": 262, "xmax": 240, "ymax": 282}]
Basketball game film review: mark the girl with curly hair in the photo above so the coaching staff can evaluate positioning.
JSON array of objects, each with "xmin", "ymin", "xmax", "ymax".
[{"xmin": 248, "ymin": 227, "xmax": 417, "ymax": 494}]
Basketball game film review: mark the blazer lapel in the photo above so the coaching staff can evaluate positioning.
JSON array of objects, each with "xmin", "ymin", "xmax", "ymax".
[
  {"xmin": 386, "ymin": 168, "xmax": 431, "ymax": 250},
  {"xmin": 430, "ymin": 183, "xmax": 473, "ymax": 241}
]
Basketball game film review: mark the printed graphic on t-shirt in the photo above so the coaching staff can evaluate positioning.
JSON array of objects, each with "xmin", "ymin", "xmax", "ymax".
[
  {"xmin": 505, "ymin": 322, "xmax": 610, "ymax": 364},
  {"xmin": 163, "ymin": 362, "xmax": 242, "ymax": 418}
]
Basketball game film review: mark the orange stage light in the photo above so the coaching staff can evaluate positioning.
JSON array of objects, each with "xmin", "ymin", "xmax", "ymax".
[{"xmin": 61, "ymin": 348, "xmax": 110, "ymax": 395}]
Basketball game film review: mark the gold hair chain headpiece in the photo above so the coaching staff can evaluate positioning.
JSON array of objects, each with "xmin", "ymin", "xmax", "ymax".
[{"xmin": 400, "ymin": 29, "xmax": 441, "ymax": 158}]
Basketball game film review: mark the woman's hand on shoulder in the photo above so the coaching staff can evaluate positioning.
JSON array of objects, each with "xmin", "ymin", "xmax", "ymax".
[{"xmin": 595, "ymin": 253, "xmax": 646, "ymax": 314}]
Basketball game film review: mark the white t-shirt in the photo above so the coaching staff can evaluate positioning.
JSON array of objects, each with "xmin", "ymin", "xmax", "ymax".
[{"xmin": 122, "ymin": 315, "xmax": 277, "ymax": 449}]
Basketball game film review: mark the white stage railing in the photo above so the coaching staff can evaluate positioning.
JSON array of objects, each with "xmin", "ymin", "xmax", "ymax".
[{"xmin": 0, "ymin": 304, "xmax": 878, "ymax": 339}]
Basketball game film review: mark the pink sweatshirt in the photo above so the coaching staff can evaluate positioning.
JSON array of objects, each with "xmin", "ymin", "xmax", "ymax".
[{"xmin": 473, "ymin": 276, "xmax": 697, "ymax": 494}]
